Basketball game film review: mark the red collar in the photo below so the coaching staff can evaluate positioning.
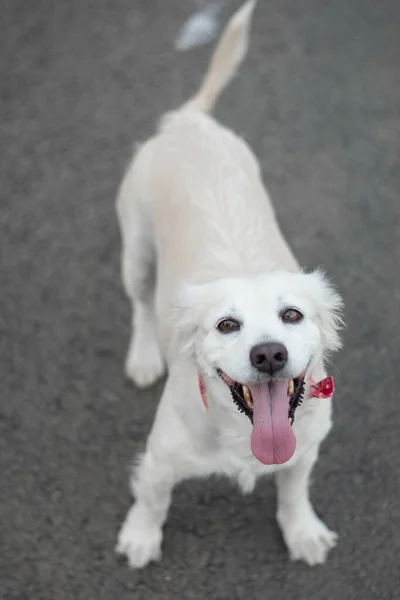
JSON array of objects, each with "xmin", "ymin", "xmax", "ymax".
[
  {"xmin": 198, "ymin": 373, "xmax": 334, "ymax": 410},
  {"xmin": 198, "ymin": 374, "xmax": 209, "ymax": 409}
]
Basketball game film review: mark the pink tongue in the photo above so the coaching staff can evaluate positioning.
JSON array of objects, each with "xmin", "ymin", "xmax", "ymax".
[{"xmin": 249, "ymin": 380, "xmax": 296, "ymax": 465}]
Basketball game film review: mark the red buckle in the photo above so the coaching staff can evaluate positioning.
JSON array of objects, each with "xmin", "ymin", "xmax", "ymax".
[{"xmin": 309, "ymin": 376, "xmax": 335, "ymax": 399}]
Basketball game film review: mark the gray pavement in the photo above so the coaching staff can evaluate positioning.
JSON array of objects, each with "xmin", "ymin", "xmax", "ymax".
[{"xmin": 1, "ymin": 1, "xmax": 399, "ymax": 599}]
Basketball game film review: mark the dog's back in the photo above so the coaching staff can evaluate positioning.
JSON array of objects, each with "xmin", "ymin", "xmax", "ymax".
[{"xmin": 118, "ymin": 0, "xmax": 298, "ymax": 357}]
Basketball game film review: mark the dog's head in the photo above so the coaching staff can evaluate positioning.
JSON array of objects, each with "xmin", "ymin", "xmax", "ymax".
[{"xmin": 172, "ymin": 270, "xmax": 343, "ymax": 465}]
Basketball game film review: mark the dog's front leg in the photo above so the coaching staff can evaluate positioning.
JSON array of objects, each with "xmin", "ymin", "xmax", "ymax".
[
  {"xmin": 275, "ymin": 445, "xmax": 338, "ymax": 566},
  {"xmin": 116, "ymin": 368, "xmax": 211, "ymax": 569},
  {"xmin": 115, "ymin": 446, "xmax": 177, "ymax": 569}
]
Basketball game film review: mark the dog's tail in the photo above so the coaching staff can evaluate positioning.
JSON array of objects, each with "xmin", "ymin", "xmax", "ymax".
[{"xmin": 180, "ymin": 1, "xmax": 257, "ymax": 114}]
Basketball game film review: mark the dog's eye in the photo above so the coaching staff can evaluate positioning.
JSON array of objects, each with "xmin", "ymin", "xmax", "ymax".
[
  {"xmin": 281, "ymin": 308, "xmax": 303, "ymax": 323},
  {"xmin": 216, "ymin": 318, "xmax": 241, "ymax": 334}
]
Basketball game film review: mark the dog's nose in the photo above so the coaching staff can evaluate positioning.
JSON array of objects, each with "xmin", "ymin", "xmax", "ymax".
[{"xmin": 250, "ymin": 342, "xmax": 288, "ymax": 375}]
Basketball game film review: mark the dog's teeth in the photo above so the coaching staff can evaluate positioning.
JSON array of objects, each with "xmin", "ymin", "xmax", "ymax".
[
  {"xmin": 287, "ymin": 379, "xmax": 294, "ymax": 395},
  {"xmin": 242, "ymin": 385, "xmax": 254, "ymax": 409}
]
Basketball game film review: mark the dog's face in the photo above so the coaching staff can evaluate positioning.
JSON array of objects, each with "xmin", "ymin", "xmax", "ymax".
[
  {"xmin": 174, "ymin": 270, "xmax": 342, "ymax": 378},
  {"xmin": 173, "ymin": 270, "xmax": 343, "ymax": 465}
]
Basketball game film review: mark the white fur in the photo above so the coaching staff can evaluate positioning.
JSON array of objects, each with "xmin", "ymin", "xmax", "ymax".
[{"xmin": 115, "ymin": 1, "xmax": 343, "ymax": 569}]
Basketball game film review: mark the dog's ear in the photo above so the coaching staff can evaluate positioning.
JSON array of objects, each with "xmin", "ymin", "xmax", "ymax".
[
  {"xmin": 304, "ymin": 270, "xmax": 344, "ymax": 353},
  {"xmin": 170, "ymin": 278, "xmax": 234, "ymax": 357},
  {"xmin": 170, "ymin": 282, "xmax": 215, "ymax": 357}
]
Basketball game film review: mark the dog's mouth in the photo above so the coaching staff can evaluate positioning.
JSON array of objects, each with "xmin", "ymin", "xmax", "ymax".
[{"xmin": 217, "ymin": 369, "xmax": 306, "ymax": 466}]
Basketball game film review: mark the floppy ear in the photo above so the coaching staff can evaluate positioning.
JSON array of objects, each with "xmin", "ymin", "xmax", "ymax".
[
  {"xmin": 305, "ymin": 270, "xmax": 344, "ymax": 353},
  {"xmin": 170, "ymin": 284, "xmax": 201, "ymax": 356},
  {"xmin": 170, "ymin": 281, "xmax": 219, "ymax": 357}
]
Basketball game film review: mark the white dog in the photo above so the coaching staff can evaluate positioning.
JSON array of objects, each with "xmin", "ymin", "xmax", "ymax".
[{"xmin": 115, "ymin": 1, "xmax": 343, "ymax": 570}]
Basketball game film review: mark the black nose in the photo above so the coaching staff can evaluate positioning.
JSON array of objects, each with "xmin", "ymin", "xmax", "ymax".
[{"xmin": 250, "ymin": 342, "xmax": 288, "ymax": 375}]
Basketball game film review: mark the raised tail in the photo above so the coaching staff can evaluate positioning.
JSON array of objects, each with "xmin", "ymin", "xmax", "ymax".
[{"xmin": 181, "ymin": 1, "xmax": 257, "ymax": 114}]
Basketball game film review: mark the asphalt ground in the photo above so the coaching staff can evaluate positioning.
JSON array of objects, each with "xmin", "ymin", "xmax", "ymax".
[{"xmin": 1, "ymin": 1, "xmax": 399, "ymax": 598}]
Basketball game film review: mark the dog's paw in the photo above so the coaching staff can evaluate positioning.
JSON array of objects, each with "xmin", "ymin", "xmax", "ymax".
[
  {"xmin": 278, "ymin": 509, "xmax": 338, "ymax": 566},
  {"xmin": 124, "ymin": 343, "xmax": 165, "ymax": 388},
  {"xmin": 116, "ymin": 506, "xmax": 163, "ymax": 569}
]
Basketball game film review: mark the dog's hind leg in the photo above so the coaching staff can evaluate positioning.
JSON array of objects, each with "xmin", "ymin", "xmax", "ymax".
[{"xmin": 116, "ymin": 151, "xmax": 165, "ymax": 388}]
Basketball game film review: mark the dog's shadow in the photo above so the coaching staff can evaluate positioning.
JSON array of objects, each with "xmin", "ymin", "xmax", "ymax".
[{"xmin": 164, "ymin": 475, "xmax": 285, "ymax": 572}]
